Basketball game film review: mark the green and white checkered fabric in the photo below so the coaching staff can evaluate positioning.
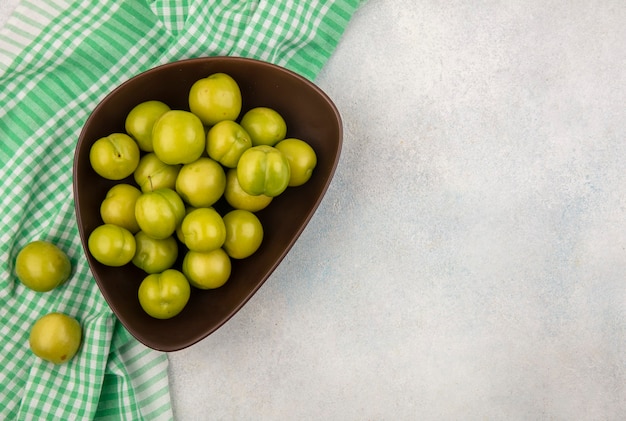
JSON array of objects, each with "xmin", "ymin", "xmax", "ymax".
[{"xmin": 0, "ymin": 0, "xmax": 360, "ymax": 419}]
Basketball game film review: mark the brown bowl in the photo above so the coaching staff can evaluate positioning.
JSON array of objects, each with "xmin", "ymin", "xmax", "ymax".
[{"xmin": 73, "ymin": 57, "xmax": 342, "ymax": 351}]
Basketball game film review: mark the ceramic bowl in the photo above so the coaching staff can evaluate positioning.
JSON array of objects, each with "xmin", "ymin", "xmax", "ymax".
[{"xmin": 73, "ymin": 57, "xmax": 342, "ymax": 351}]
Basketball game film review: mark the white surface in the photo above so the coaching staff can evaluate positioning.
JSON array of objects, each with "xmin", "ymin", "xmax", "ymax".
[
  {"xmin": 3, "ymin": 0, "xmax": 626, "ymax": 419},
  {"xmin": 0, "ymin": 0, "xmax": 19, "ymax": 28},
  {"xmin": 167, "ymin": 1, "xmax": 626, "ymax": 419}
]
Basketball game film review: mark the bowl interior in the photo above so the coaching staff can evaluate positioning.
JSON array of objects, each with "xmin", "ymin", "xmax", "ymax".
[{"xmin": 73, "ymin": 57, "xmax": 342, "ymax": 351}]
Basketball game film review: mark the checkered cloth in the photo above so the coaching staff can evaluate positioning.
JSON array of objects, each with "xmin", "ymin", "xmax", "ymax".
[{"xmin": 0, "ymin": 1, "xmax": 360, "ymax": 419}]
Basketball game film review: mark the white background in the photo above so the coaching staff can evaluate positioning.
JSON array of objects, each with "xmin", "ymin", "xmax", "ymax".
[{"xmin": 168, "ymin": 1, "xmax": 626, "ymax": 419}]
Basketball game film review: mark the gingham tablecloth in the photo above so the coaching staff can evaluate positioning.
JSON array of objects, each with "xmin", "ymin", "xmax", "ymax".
[{"xmin": 0, "ymin": 1, "xmax": 360, "ymax": 419}]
